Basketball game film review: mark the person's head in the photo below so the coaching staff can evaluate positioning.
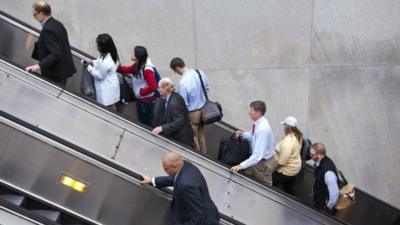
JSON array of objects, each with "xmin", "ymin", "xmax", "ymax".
[
  {"xmin": 249, "ymin": 101, "xmax": 266, "ymax": 121},
  {"xmin": 96, "ymin": 33, "xmax": 119, "ymax": 63},
  {"xmin": 158, "ymin": 78, "xmax": 176, "ymax": 97},
  {"xmin": 170, "ymin": 57, "xmax": 186, "ymax": 75},
  {"xmin": 32, "ymin": 1, "xmax": 51, "ymax": 23},
  {"xmin": 310, "ymin": 142, "xmax": 326, "ymax": 163},
  {"xmin": 281, "ymin": 116, "xmax": 303, "ymax": 143},
  {"xmin": 131, "ymin": 46, "xmax": 148, "ymax": 70},
  {"xmin": 162, "ymin": 151, "xmax": 184, "ymax": 176}
]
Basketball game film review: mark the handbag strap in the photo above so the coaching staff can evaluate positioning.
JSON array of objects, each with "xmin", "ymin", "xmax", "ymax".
[{"xmin": 196, "ymin": 69, "xmax": 209, "ymax": 101}]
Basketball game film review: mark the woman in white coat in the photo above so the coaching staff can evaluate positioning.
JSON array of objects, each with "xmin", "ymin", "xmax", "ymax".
[{"xmin": 84, "ymin": 33, "xmax": 120, "ymax": 108}]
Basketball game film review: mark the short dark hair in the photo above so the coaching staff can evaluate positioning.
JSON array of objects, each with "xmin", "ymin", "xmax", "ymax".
[
  {"xmin": 170, "ymin": 57, "xmax": 185, "ymax": 70},
  {"xmin": 311, "ymin": 143, "xmax": 326, "ymax": 155},
  {"xmin": 250, "ymin": 101, "xmax": 266, "ymax": 115},
  {"xmin": 33, "ymin": 1, "xmax": 51, "ymax": 16}
]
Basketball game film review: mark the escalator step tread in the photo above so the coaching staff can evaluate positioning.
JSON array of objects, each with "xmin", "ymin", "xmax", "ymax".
[
  {"xmin": 31, "ymin": 209, "xmax": 61, "ymax": 222},
  {"xmin": 0, "ymin": 194, "xmax": 25, "ymax": 206}
]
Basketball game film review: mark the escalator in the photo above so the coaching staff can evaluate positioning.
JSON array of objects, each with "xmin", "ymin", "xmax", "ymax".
[
  {"xmin": 0, "ymin": 109, "xmax": 241, "ymax": 225},
  {"xmin": 0, "ymin": 10, "xmax": 399, "ymax": 225}
]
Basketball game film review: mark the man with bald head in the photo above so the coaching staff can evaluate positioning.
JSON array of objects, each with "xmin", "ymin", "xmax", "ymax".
[
  {"xmin": 26, "ymin": 1, "xmax": 76, "ymax": 86},
  {"xmin": 142, "ymin": 151, "xmax": 220, "ymax": 225}
]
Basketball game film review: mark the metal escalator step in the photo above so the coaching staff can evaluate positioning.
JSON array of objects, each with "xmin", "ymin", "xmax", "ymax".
[
  {"xmin": 0, "ymin": 194, "xmax": 25, "ymax": 206},
  {"xmin": 31, "ymin": 209, "xmax": 61, "ymax": 222}
]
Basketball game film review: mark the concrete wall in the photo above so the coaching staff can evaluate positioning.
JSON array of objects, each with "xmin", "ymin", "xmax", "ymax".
[{"xmin": 1, "ymin": 0, "xmax": 400, "ymax": 208}]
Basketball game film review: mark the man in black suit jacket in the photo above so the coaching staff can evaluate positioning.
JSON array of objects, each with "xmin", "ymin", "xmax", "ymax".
[
  {"xmin": 141, "ymin": 151, "xmax": 220, "ymax": 225},
  {"xmin": 152, "ymin": 78, "xmax": 195, "ymax": 147},
  {"xmin": 25, "ymin": 1, "xmax": 76, "ymax": 86}
]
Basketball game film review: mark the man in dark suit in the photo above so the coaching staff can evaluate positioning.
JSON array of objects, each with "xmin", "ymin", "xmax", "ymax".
[
  {"xmin": 141, "ymin": 151, "xmax": 220, "ymax": 225},
  {"xmin": 152, "ymin": 78, "xmax": 195, "ymax": 147},
  {"xmin": 25, "ymin": 1, "xmax": 76, "ymax": 86}
]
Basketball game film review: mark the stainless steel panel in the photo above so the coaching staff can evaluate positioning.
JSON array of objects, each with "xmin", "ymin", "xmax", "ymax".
[
  {"xmin": 0, "ymin": 68, "xmax": 122, "ymax": 159},
  {"xmin": 0, "ymin": 17, "xmax": 37, "ymax": 69},
  {"xmin": 0, "ymin": 121, "xmax": 170, "ymax": 225},
  {"xmin": 0, "ymin": 206, "xmax": 42, "ymax": 225},
  {"xmin": 0, "ymin": 118, "xmax": 13, "ymax": 160}
]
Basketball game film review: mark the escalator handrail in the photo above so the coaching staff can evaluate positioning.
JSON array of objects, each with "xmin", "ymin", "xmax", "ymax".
[{"xmin": 0, "ymin": 109, "xmax": 245, "ymax": 225}]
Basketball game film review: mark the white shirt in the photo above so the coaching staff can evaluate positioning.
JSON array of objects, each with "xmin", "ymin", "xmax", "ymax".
[
  {"xmin": 178, "ymin": 69, "xmax": 210, "ymax": 112},
  {"xmin": 240, "ymin": 116, "xmax": 275, "ymax": 169},
  {"xmin": 87, "ymin": 53, "xmax": 120, "ymax": 106}
]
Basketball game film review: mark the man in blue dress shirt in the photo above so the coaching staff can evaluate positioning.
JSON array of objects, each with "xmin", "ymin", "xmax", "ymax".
[{"xmin": 170, "ymin": 57, "xmax": 210, "ymax": 154}]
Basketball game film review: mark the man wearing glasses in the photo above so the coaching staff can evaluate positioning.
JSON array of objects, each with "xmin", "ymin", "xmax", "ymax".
[
  {"xmin": 26, "ymin": 1, "xmax": 76, "ymax": 87},
  {"xmin": 310, "ymin": 142, "xmax": 340, "ymax": 213}
]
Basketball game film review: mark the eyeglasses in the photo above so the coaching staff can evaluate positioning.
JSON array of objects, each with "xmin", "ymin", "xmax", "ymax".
[{"xmin": 33, "ymin": 11, "xmax": 41, "ymax": 17}]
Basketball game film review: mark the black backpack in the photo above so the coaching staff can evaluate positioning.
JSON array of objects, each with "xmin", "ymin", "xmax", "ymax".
[{"xmin": 300, "ymin": 138, "xmax": 312, "ymax": 170}]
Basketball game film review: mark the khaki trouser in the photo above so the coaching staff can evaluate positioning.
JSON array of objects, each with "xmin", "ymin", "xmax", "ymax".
[
  {"xmin": 189, "ymin": 110, "xmax": 207, "ymax": 154},
  {"xmin": 245, "ymin": 156, "xmax": 278, "ymax": 186}
]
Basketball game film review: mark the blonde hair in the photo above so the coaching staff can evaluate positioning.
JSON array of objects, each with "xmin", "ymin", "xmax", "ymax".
[{"xmin": 158, "ymin": 77, "xmax": 176, "ymax": 92}]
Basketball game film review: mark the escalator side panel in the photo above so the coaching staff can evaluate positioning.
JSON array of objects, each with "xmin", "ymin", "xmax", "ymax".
[
  {"xmin": 0, "ymin": 18, "xmax": 37, "ymax": 70},
  {"xmin": 0, "ymin": 121, "xmax": 170, "ymax": 225},
  {"xmin": 0, "ymin": 70, "xmax": 123, "ymax": 159}
]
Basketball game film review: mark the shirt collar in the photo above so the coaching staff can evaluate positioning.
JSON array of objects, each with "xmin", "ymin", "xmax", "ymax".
[
  {"xmin": 181, "ymin": 68, "xmax": 192, "ymax": 78},
  {"xmin": 253, "ymin": 116, "xmax": 264, "ymax": 126},
  {"xmin": 41, "ymin": 16, "xmax": 52, "ymax": 28}
]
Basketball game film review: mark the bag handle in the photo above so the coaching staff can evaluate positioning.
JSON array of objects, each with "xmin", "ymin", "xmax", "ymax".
[{"xmin": 196, "ymin": 69, "xmax": 209, "ymax": 101}]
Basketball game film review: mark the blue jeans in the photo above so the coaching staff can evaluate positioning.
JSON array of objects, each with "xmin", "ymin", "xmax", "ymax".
[{"xmin": 136, "ymin": 100, "xmax": 155, "ymax": 127}]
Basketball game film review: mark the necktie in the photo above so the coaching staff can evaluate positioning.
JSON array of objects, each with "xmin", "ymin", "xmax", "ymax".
[{"xmin": 252, "ymin": 124, "xmax": 255, "ymax": 135}]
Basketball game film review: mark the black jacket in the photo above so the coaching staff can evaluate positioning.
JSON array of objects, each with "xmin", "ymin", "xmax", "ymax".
[
  {"xmin": 160, "ymin": 92, "xmax": 194, "ymax": 147},
  {"xmin": 155, "ymin": 161, "xmax": 220, "ymax": 225},
  {"xmin": 313, "ymin": 156, "xmax": 339, "ymax": 207},
  {"xmin": 32, "ymin": 17, "xmax": 76, "ymax": 82}
]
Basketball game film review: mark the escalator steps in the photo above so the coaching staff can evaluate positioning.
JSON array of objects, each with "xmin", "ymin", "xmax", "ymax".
[
  {"xmin": 0, "ymin": 194, "xmax": 25, "ymax": 206},
  {"xmin": 31, "ymin": 209, "xmax": 61, "ymax": 222}
]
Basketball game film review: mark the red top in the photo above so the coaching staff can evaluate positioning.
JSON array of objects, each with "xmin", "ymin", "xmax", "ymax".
[{"xmin": 117, "ymin": 63, "xmax": 157, "ymax": 101}]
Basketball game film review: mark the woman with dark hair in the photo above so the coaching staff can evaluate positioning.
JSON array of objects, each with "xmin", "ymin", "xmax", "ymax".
[
  {"xmin": 272, "ymin": 116, "xmax": 303, "ymax": 193},
  {"xmin": 117, "ymin": 46, "xmax": 157, "ymax": 127},
  {"xmin": 84, "ymin": 33, "xmax": 120, "ymax": 108}
]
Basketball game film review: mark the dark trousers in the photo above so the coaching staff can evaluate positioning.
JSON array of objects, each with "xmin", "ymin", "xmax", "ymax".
[
  {"xmin": 55, "ymin": 79, "xmax": 67, "ymax": 87},
  {"xmin": 136, "ymin": 99, "xmax": 155, "ymax": 128},
  {"xmin": 272, "ymin": 171, "xmax": 296, "ymax": 194}
]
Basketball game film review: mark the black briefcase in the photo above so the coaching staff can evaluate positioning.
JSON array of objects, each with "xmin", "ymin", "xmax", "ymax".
[{"xmin": 218, "ymin": 136, "xmax": 250, "ymax": 166}]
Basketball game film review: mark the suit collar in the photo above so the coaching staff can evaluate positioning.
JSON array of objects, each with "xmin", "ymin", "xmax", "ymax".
[
  {"xmin": 174, "ymin": 161, "xmax": 188, "ymax": 186},
  {"xmin": 41, "ymin": 16, "xmax": 52, "ymax": 28}
]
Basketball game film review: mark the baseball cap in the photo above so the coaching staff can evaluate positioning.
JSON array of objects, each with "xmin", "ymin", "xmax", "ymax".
[{"xmin": 280, "ymin": 116, "xmax": 297, "ymax": 127}]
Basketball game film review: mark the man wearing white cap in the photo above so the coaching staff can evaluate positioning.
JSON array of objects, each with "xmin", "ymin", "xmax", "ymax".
[
  {"xmin": 272, "ymin": 116, "xmax": 303, "ymax": 193},
  {"xmin": 231, "ymin": 100, "xmax": 277, "ymax": 186}
]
